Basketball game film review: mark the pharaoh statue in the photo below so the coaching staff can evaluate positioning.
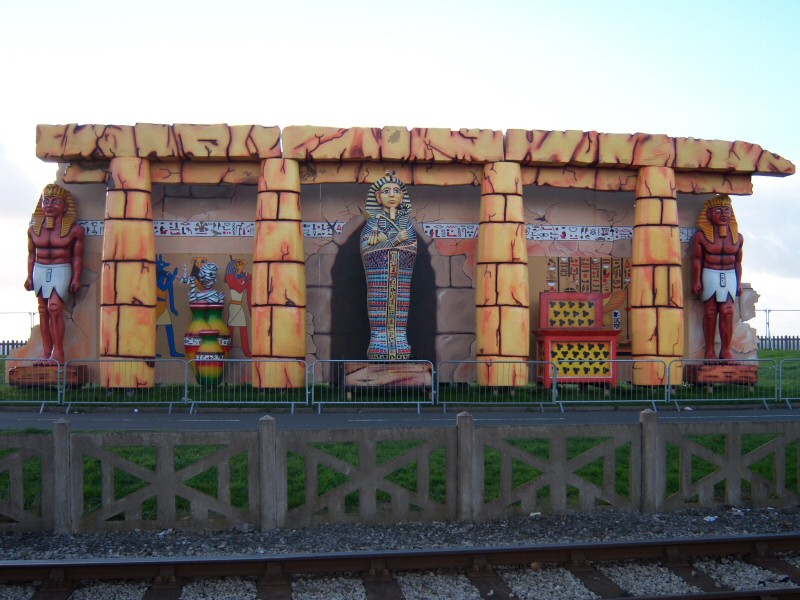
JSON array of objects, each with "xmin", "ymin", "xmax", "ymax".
[
  {"xmin": 24, "ymin": 183, "xmax": 85, "ymax": 364},
  {"xmin": 691, "ymin": 194, "xmax": 744, "ymax": 360},
  {"xmin": 360, "ymin": 171, "xmax": 417, "ymax": 359}
]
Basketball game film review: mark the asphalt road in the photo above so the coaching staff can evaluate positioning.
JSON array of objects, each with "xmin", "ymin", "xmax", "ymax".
[{"xmin": 1, "ymin": 406, "xmax": 799, "ymax": 431}]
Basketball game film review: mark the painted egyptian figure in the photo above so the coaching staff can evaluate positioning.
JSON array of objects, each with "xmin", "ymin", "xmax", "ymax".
[
  {"xmin": 691, "ymin": 194, "xmax": 744, "ymax": 360},
  {"xmin": 360, "ymin": 171, "xmax": 417, "ymax": 359},
  {"xmin": 25, "ymin": 183, "xmax": 85, "ymax": 364}
]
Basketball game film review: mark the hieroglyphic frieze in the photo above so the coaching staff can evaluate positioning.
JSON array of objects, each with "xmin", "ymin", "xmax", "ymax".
[{"xmin": 77, "ymin": 220, "xmax": 698, "ymax": 242}]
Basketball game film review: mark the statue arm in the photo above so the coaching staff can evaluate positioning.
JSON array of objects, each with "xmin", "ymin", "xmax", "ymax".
[
  {"xmin": 690, "ymin": 233, "xmax": 704, "ymax": 297},
  {"xmin": 24, "ymin": 229, "xmax": 35, "ymax": 291},
  {"xmin": 70, "ymin": 225, "xmax": 85, "ymax": 293},
  {"xmin": 736, "ymin": 234, "xmax": 744, "ymax": 295}
]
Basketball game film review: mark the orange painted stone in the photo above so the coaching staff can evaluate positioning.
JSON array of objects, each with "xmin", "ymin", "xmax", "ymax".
[
  {"xmin": 103, "ymin": 221, "xmax": 156, "ymax": 261},
  {"xmin": 101, "ymin": 261, "xmax": 156, "ymax": 306},
  {"xmin": 482, "ymin": 162, "xmax": 522, "ymax": 195},
  {"xmin": 411, "ymin": 163, "xmax": 482, "ymax": 186},
  {"xmin": 505, "ymin": 129, "xmax": 598, "ymax": 166},
  {"xmin": 253, "ymin": 221, "xmax": 304, "ymax": 262},
  {"xmin": 632, "ymin": 358, "xmax": 669, "ymax": 386},
  {"xmin": 631, "ymin": 226, "xmax": 682, "ymax": 265},
  {"xmin": 173, "ymin": 124, "xmax": 231, "ymax": 160},
  {"xmin": 476, "ymin": 223, "xmax": 527, "ymax": 263},
  {"xmin": 251, "ymin": 305, "xmax": 306, "ymax": 358},
  {"xmin": 657, "ymin": 307, "xmax": 684, "ymax": 356},
  {"xmin": 135, "ymin": 123, "xmax": 182, "ymax": 159},
  {"xmin": 475, "ymin": 264, "xmax": 498, "ymax": 306},
  {"xmin": 178, "ymin": 162, "xmax": 262, "ymax": 185},
  {"xmin": 265, "ymin": 262, "xmax": 307, "ymax": 307},
  {"xmin": 597, "ymin": 133, "xmax": 636, "ymax": 167},
  {"xmin": 496, "ymin": 263, "xmax": 529, "ymax": 307},
  {"xmin": 230, "ymin": 125, "xmax": 281, "ymax": 159},
  {"xmin": 476, "ymin": 306, "xmax": 501, "ymax": 356},
  {"xmin": 480, "ymin": 194, "xmax": 525, "ymax": 223},
  {"xmin": 105, "ymin": 190, "xmax": 153, "ymax": 220},
  {"xmin": 477, "ymin": 359, "xmax": 529, "ymax": 387},
  {"xmin": 636, "ymin": 166, "xmax": 676, "ymax": 199},
  {"xmin": 631, "ymin": 134, "xmax": 675, "ymax": 167},
  {"xmin": 259, "ymin": 158, "xmax": 300, "ymax": 192},
  {"xmin": 256, "ymin": 191, "xmax": 301, "ymax": 221},
  {"xmin": 282, "ymin": 126, "xmax": 382, "ymax": 161},
  {"xmin": 410, "ymin": 128, "xmax": 504, "ymax": 163},
  {"xmin": 630, "ymin": 307, "xmax": 658, "ymax": 356},
  {"xmin": 253, "ymin": 359, "xmax": 306, "ymax": 388},
  {"xmin": 109, "ymin": 156, "xmax": 150, "ymax": 189},
  {"xmin": 675, "ymin": 173, "xmax": 753, "ymax": 195},
  {"xmin": 101, "ymin": 360, "xmax": 154, "ymax": 388}
]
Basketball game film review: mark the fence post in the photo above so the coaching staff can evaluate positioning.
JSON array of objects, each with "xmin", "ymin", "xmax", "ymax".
[
  {"xmin": 457, "ymin": 411, "xmax": 475, "ymax": 520},
  {"xmin": 640, "ymin": 409, "xmax": 663, "ymax": 512},
  {"xmin": 52, "ymin": 419, "xmax": 72, "ymax": 534},
  {"xmin": 259, "ymin": 416, "xmax": 277, "ymax": 530}
]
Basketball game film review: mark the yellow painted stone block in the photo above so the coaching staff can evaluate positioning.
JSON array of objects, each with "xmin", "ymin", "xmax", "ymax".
[
  {"xmin": 95, "ymin": 125, "xmax": 137, "ymax": 159},
  {"xmin": 504, "ymin": 129, "xmax": 598, "ymax": 166},
  {"xmin": 134, "ymin": 123, "xmax": 181, "ymax": 159},
  {"xmin": 101, "ymin": 261, "xmax": 156, "ymax": 306},
  {"xmin": 476, "ymin": 306, "xmax": 501, "ymax": 356},
  {"xmin": 105, "ymin": 190, "xmax": 152, "ymax": 220},
  {"xmin": 631, "ymin": 358, "xmax": 668, "ymax": 386},
  {"xmin": 477, "ymin": 223, "xmax": 528, "ymax": 264},
  {"xmin": 63, "ymin": 163, "xmax": 109, "ymax": 183},
  {"xmin": 180, "ymin": 162, "xmax": 261, "ymax": 185},
  {"xmin": 100, "ymin": 306, "xmax": 119, "ymax": 355},
  {"xmin": 535, "ymin": 166, "xmax": 597, "ymax": 189},
  {"xmin": 595, "ymin": 169, "xmax": 638, "ymax": 191},
  {"xmin": 632, "ymin": 134, "xmax": 675, "ymax": 167},
  {"xmin": 250, "ymin": 262, "xmax": 271, "ymax": 307},
  {"xmin": 496, "ymin": 263, "xmax": 529, "ymax": 307},
  {"xmin": 631, "ymin": 226, "xmax": 681, "ymax": 265},
  {"xmin": 101, "ymin": 361, "xmax": 154, "ymax": 388},
  {"xmin": 411, "ymin": 163, "xmax": 481, "ymax": 186},
  {"xmin": 652, "ymin": 265, "xmax": 673, "ymax": 308},
  {"xmin": 299, "ymin": 162, "xmax": 361, "ymax": 184},
  {"xmin": 482, "ymin": 162, "xmax": 522, "ymax": 195},
  {"xmin": 500, "ymin": 306, "xmax": 529, "ymax": 358},
  {"xmin": 757, "ymin": 149, "xmax": 796, "ymax": 175},
  {"xmin": 115, "ymin": 261, "xmax": 157, "ymax": 306},
  {"xmin": 271, "ymin": 306, "xmax": 307, "ymax": 358},
  {"xmin": 253, "ymin": 360, "xmax": 306, "ymax": 389},
  {"xmin": 103, "ymin": 221, "xmax": 156, "ymax": 261},
  {"xmin": 230, "ymin": 124, "xmax": 281, "ymax": 159},
  {"xmin": 630, "ymin": 307, "xmax": 658, "ymax": 356},
  {"xmin": 267, "ymin": 262, "xmax": 307, "ymax": 307},
  {"xmin": 480, "ymin": 194, "xmax": 524, "ymax": 223},
  {"xmin": 256, "ymin": 191, "xmax": 301, "ymax": 221},
  {"xmin": 629, "ymin": 265, "xmax": 653, "ymax": 308},
  {"xmin": 36, "ymin": 124, "xmax": 69, "ymax": 161},
  {"xmin": 253, "ymin": 221, "xmax": 304, "ymax": 262},
  {"xmin": 250, "ymin": 307, "xmax": 272, "ymax": 356},
  {"xmin": 410, "ymin": 128, "xmax": 504, "ymax": 163},
  {"xmin": 597, "ymin": 133, "xmax": 636, "ymax": 167},
  {"xmin": 173, "ymin": 124, "xmax": 231, "ymax": 161},
  {"xmin": 149, "ymin": 161, "xmax": 182, "ymax": 184},
  {"xmin": 259, "ymin": 158, "xmax": 300, "ymax": 193},
  {"xmin": 636, "ymin": 166, "xmax": 676, "ymax": 199},
  {"xmin": 60, "ymin": 124, "xmax": 104, "ymax": 160},
  {"xmin": 675, "ymin": 138, "xmax": 732, "ymax": 171},
  {"xmin": 282, "ymin": 126, "xmax": 381, "ymax": 161},
  {"xmin": 475, "ymin": 264, "xmax": 498, "ymax": 307},
  {"xmin": 477, "ymin": 359, "xmax": 529, "ymax": 387},
  {"xmin": 675, "ymin": 173, "xmax": 753, "ymax": 195},
  {"xmin": 118, "ymin": 305, "xmax": 156, "ymax": 357},
  {"xmin": 657, "ymin": 307, "xmax": 684, "ymax": 357},
  {"xmin": 380, "ymin": 126, "xmax": 411, "ymax": 162},
  {"xmin": 633, "ymin": 198, "xmax": 665, "ymax": 226},
  {"xmin": 109, "ymin": 157, "xmax": 150, "ymax": 191}
]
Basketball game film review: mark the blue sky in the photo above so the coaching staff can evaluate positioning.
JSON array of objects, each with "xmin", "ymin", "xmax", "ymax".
[{"xmin": 0, "ymin": 0, "xmax": 798, "ymax": 338}]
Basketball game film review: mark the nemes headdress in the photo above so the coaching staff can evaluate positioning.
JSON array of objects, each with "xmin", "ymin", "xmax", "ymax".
[
  {"xmin": 32, "ymin": 183, "xmax": 77, "ymax": 237},
  {"xmin": 364, "ymin": 171, "xmax": 411, "ymax": 218},
  {"xmin": 697, "ymin": 194, "xmax": 738, "ymax": 243}
]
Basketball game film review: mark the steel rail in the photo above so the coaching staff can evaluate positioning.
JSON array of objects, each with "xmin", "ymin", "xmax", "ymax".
[{"xmin": 2, "ymin": 533, "xmax": 800, "ymax": 583}]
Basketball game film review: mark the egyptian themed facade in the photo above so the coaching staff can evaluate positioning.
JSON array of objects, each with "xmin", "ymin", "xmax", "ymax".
[{"xmin": 18, "ymin": 123, "xmax": 795, "ymax": 387}]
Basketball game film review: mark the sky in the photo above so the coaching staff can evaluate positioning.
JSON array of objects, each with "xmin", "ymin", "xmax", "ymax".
[{"xmin": 0, "ymin": 0, "xmax": 798, "ymax": 339}]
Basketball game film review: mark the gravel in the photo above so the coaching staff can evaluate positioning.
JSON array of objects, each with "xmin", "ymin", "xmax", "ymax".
[
  {"xmin": 2, "ymin": 506, "xmax": 800, "ymax": 599},
  {"xmin": 1, "ymin": 506, "xmax": 798, "ymax": 561}
]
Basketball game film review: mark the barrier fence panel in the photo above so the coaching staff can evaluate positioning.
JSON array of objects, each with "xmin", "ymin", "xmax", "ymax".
[
  {"xmin": 667, "ymin": 359, "xmax": 779, "ymax": 410},
  {"xmin": 553, "ymin": 359, "xmax": 669, "ymax": 410},
  {"xmin": 780, "ymin": 358, "xmax": 800, "ymax": 408},
  {"xmin": 310, "ymin": 360, "xmax": 434, "ymax": 413},
  {"xmin": 62, "ymin": 359, "xmax": 189, "ymax": 412},
  {"xmin": 436, "ymin": 360, "xmax": 557, "ymax": 412},
  {"xmin": 0, "ymin": 357, "xmax": 62, "ymax": 411},
  {"xmin": 186, "ymin": 359, "xmax": 308, "ymax": 413}
]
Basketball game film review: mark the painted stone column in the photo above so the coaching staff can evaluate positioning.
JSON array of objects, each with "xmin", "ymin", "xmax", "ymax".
[
  {"xmin": 475, "ymin": 162, "xmax": 530, "ymax": 386},
  {"xmin": 251, "ymin": 158, "xmax": 307, "ymax": 387},
  {"xmin": 630, "ymin": 166, "xmax": 684, "ymax": 385},
  {"xmin": 100, "ymin": 157, "xmax": 157, "ymax": 387}
]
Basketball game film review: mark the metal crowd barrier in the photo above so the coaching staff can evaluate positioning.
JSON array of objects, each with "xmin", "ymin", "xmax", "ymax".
[
  {"xmin": 310, "ymin": 359, "xmax": 435, "ymax": 413},
  {"xmin": 436, "ymin": 360, "xmax": 557, "ymax": 412},
  {"xmin": 0, "ymin": 357, "xmax": 62, "ymax": 412},
  {"xmin": 666, "ymin": 358, "xmax": 779, "ymax": 410},
  {"xmin": 779, "ymin": 358, "xmax": 800, "ymax": 408},
  {"xmin": 552, "ymin": 359, "xmax": 669, "ymax": 410},
  {"xmin": 62, "ymin": 358, "xmax": 190, "ymax": 413},
  {"xmin": 186, "ymin": 358, "xmax": 308, "ymax": 413}
]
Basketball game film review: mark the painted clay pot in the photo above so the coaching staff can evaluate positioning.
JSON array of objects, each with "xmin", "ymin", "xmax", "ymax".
[
  {"xmin": 194, "ymin": 330, "xmax": 225, "ymax": 386},
  {"xmin": 205, "ymin": 304, "xmax": 232, "ymax": 358},
  {"xmin": 183, "ymin": 303, "xmax": 212, "ymax": 361}
]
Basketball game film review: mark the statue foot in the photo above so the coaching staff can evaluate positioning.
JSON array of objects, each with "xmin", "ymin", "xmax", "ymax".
[
  {"xmin": 719, "ymin": 349, "xmax": 734, "ymax": 360},
  {"xmin": 703, "ymin": 351, "xmax": 717, "ymax": 361}
]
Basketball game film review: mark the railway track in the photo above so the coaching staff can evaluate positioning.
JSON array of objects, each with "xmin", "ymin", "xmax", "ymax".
[{"xmin": 3, "ymin": 533, "xmax": 800, "ymax": 599}]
